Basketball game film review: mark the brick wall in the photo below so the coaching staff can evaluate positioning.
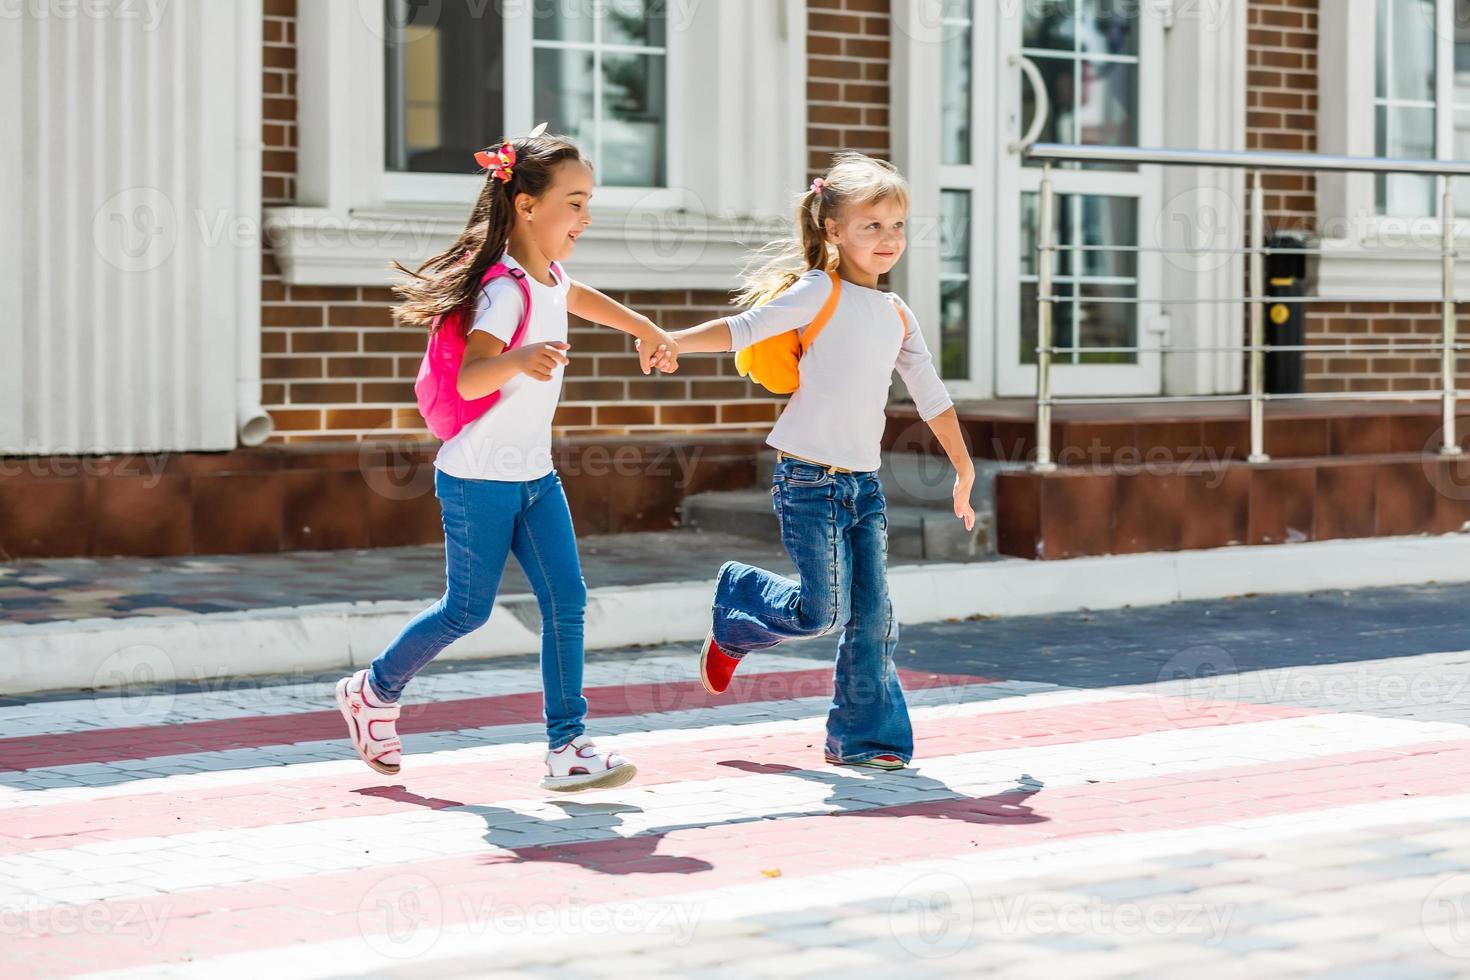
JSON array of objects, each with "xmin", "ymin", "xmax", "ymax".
[
  {"xmin": 257, "ymin": 0, "xmax": 786, "ymax": 444},
  {"xmin": 1246, "ymin": 0, "xmax": 1317, "ymax": 232},
  {"xmin": 1246, "ymin": 0, "xmax": 1459, "ymax": 395},
  {"xmin": 807, "ymin": 0, "xmax": 890, "ymax": 175}
]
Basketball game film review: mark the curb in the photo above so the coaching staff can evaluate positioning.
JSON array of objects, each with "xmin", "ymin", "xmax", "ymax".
[{"xmin": 4, "ymin": 533, "xmax": 1470, "ymax": 696}]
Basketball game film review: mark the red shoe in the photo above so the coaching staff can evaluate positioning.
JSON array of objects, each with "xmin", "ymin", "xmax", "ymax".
[{"xmin": 699, "ymin": 632, "xmax": 741, "ymax": 695}]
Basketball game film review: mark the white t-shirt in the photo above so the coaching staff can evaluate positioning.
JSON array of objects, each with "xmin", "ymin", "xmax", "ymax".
[
  {"xmin": 724, "ymin": 269, "xmax": 954, "ymax": 473},
  {"xmin": 434, "ymin": 254, "xmax": 570, "ymax": 482}
]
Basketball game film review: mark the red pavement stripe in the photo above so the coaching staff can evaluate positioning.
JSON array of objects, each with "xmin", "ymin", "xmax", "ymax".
[
  {"xmin": 9, "ymin": 737, "xmax": 1470, "ymax": 977},
  {"xmin": 0, "ymin": 696, "xmax": 1320, "ymax": 854},
  {"xmin": 0, "ymin": 668, "xmax": 989, "ymax": 773}
]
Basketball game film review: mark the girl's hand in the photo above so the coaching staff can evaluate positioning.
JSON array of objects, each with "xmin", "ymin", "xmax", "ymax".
[
  {"xmin": 515, "ymin": 341, "xmax": 571, "ymax": 382},
  {"xmin": 635, "ymin": 334, "xmax": 680, "ymax": 374},
  {"xmin": 953, "ymin": 469, "xmax": 976, "ymax": 531}
]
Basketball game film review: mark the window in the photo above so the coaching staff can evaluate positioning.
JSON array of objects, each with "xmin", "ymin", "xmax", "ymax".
[
  {"xmin": 383, "ymin": 0, "xmax": 667, "ymax": 187},
  {"xmin": 385, "ymin": 1, "xmax": 505, "ymax": 173},
  {"xmin": 939, "ymin": 190, "xmax": 972, "ymax": 379},
  {"xmin": 1019, "ymin": 192, "xmax": 1139, "ymax": 365},
  {"xmin": 1375, "ymin": 0, "xmax": 1470, "ymax": 215},
  {"xmin": 1021, "ymin": 0, "xmax": 1140, "ymax": 172}
]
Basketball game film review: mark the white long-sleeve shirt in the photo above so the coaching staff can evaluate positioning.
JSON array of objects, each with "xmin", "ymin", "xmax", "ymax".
[{"xmin": 724, "ymin": 269, "xmax": 954, "ymax": 472}]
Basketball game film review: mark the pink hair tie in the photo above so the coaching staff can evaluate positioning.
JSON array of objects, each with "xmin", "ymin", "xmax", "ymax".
[{"xmin": 810, "ymin": 177, "xmax": 825, "ymax": 195}]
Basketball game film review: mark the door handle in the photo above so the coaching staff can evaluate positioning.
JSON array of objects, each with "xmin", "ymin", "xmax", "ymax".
[{"xmin": 1008, "ymin": 53, "xmax": 1049, "ymax": 154}]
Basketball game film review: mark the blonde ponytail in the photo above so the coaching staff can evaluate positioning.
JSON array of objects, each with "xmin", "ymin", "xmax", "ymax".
[{"xmin": 733, "ymin": 152, "xmax": 910, "ymax": 308}]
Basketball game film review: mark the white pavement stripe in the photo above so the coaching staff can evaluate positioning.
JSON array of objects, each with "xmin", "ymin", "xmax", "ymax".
[
  {"xmin": 4, "ymin": 712, "xmax": 1464, "ymax": 909},
  {"xmin": 73, "ymin": 789, "xmax": 1470, "ymax": 980},
  {"xmin": 0, "ymin": 681, "xmax": 1073, "ymax": 806},
  {"xmin": 0, "ymin": 654, "xmax": 832, "ymax": 737}
]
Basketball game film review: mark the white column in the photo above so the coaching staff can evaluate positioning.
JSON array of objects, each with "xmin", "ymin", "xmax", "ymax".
[
  {"xmin": 1158, "ymin": 0, "xmax": 1249, "ymax": 396},
  {"xmin": 5, "ymin": 0, "xmax": 265, "ymax": 454},
  {"xmin": 0, "ymin": 13, "xmax": 23, "ymax": 449},
  {"xmin": 888, "ymin": 0, "xmax": 945, "ymax": 393}
]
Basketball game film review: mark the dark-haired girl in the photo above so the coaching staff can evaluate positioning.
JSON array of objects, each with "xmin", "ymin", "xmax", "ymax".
[{"xmin": 335, "ymin": 130, "xmax": 675, "ymax": 792}]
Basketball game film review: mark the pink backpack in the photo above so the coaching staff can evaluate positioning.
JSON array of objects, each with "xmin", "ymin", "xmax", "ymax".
[{"xmin": 414, "ymin": 261, "xmax": 562, "ymax": 441}]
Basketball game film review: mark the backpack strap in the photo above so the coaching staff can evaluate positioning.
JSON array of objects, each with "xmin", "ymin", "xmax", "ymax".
[
  {"xmin": 797, "ymin": 271, "xmax": 842, "ymax": 352},
  {"xmin": 477, "ymin": 262, "xmax": 536, "ymax": 351}
]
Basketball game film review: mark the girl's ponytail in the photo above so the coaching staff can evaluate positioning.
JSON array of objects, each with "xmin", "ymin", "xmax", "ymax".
[
  {"xmin": 734, "ymin": 152, "xmax": 910, "ymax": 309},
  {"xmin": 391, "ymin": 132, "xmax": 590, "ymax": 331}
]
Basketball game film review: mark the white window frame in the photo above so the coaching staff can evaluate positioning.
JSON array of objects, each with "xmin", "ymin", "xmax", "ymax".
[
  {"xmin": 381, "ymin": 2, "xmax": 683, "ymax": 211},
  {"xmin": 267, "ymin": 0, "xmax": 804, "ymax": 289},
  {"xmin": 1319, "ymin": 0, "xmax": 1470, "ymax": 299},
  {"xmin": 891, "ymin": 0, "xmax": 1248, "ymax": 399}
]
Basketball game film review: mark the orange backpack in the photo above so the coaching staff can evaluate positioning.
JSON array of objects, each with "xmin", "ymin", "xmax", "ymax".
[{"xmin": 733, "ymin": 271, "xmax": 910, "ymax": 394}]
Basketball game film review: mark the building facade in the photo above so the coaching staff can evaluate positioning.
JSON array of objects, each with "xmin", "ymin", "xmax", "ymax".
[{"xmin": 5, "ymin": 0, "xmax": 1469, "ymax": 557}]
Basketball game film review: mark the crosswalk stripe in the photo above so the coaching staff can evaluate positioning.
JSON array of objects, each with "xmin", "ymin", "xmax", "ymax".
[
  {"xmin": 0, "ymin": 711, "xmax": 1459, "ymax": 907},
  {"xmin": 0, "ymin": 668, "xmax": 992, "ymax": 772},
  {"xmin": 10, "ymin": 733, "xmax": 1470, "ymax": 977},
  {"xmin": 0, "ymin": 693, "xmax": 1319, "ymax": 856}
]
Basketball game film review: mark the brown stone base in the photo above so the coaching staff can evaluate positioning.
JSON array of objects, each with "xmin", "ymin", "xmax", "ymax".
[
  {"xmin": 0, "ymin": 436, "xmax": 764, "ymax": 560},
  {"xmin": 995, "ymin": 454, "xmax": 1470, "ymax": 560}
]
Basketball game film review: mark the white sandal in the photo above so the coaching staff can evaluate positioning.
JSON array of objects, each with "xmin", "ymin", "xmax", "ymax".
[
  {"xmin": 541, "ymin": 735, "xmax": 637, "ymax": 792},
  {"xmin": 335, "ymin": 669, "xmax": 402, "ymax": 775}
]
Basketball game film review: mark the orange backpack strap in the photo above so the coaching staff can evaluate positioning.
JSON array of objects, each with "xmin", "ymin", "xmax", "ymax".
[
  {"xmin": 797, "ymin": 271, "xmax": 842, "ymax": 351},
  {"xmin": 886, "ymin": 293, "xmax": 911, "ymax": 340}
]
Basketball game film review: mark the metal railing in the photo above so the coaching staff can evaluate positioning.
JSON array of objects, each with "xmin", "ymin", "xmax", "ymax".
[{"xmin": 1024, "ymin": 143, "xmax": 1470, "ymax": 471}]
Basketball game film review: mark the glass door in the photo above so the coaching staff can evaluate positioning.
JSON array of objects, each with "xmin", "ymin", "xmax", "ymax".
[{"xmin": 979, "ymin": 0, "xmax": 1165, "ymax": 396}]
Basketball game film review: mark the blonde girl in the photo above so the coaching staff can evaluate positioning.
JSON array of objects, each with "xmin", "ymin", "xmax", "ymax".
[{"xmin": 653, "ymin": 152, "xmax": 975, "ymax": 769}]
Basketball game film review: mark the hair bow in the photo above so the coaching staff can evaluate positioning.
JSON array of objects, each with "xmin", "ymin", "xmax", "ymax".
[
  {"xmin": 472, "ymin": 123, "xmax": 549, "ymax": 182},
  {"xmin": 810, "ymin": 177, "xmax": 825, "ymax": 195},
  {"xmin": 474, "ymin": 141, "xmax": 517, "ymax": 183}
]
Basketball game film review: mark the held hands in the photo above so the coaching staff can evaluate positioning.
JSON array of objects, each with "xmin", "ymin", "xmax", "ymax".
[
  {"xmin": 515, "ymin": 341, "xmax": 571, "ymax": 382},
  {"xmin": 635, "ymin": 328, "xmax": 680, "ymax": 374},
  {"xmin": 954, "ymin": 469, "xmax": 977, "ymax": 531}
]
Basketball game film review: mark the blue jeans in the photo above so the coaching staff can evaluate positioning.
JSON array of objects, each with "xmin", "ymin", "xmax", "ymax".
[
  {"xmin": 711, "ymin": 456, "xmax": 913, "ymax": 764},
  {"xmin": 368, "ymin": 468, "xmax": 589, "ymax": 749}
]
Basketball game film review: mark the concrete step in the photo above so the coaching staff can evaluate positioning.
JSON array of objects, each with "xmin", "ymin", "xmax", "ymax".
[{"xmin": 681, "ymin": 488, "xmax": 995, "ymax": 562}]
